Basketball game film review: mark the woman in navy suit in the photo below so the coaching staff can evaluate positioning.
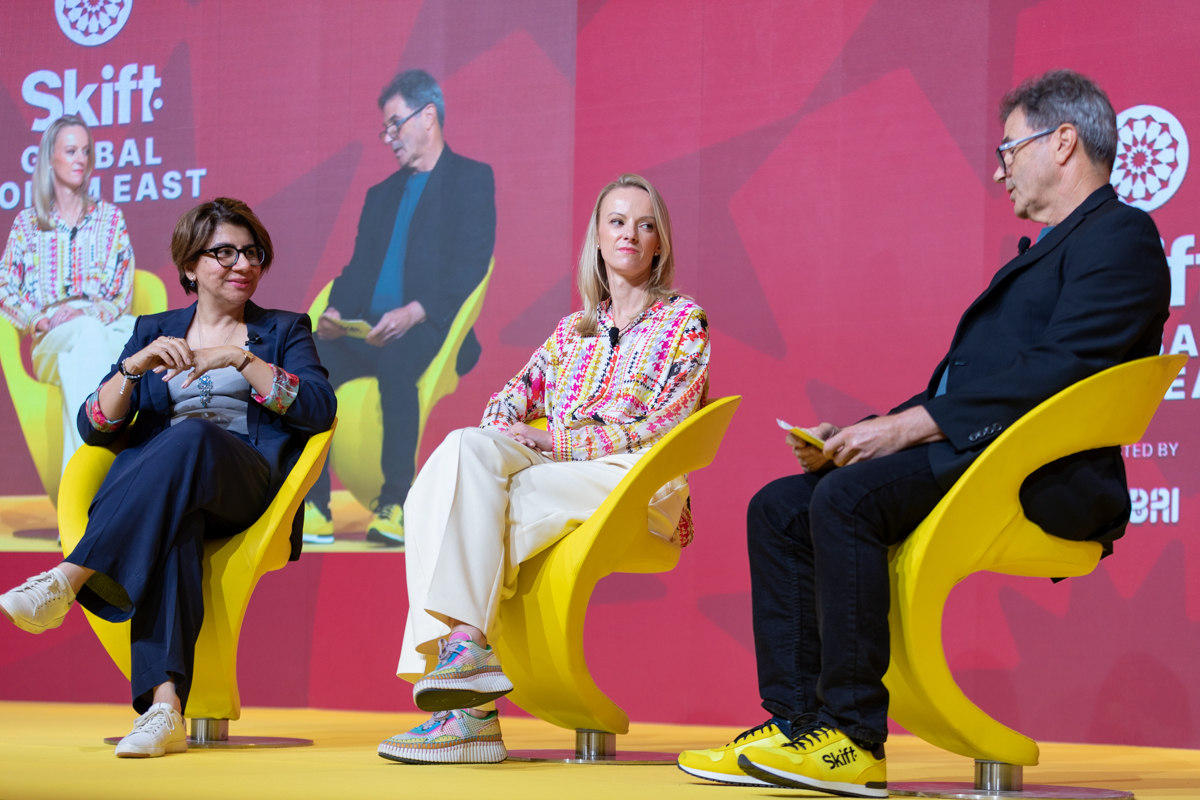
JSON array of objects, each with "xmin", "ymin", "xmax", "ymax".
[{"xmin": 0, "ymin": 198, "xmax": 336, "ymax": 757}]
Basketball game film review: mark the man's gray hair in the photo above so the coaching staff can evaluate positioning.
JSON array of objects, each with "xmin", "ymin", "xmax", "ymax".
[
  {"xmin": 999, "ymin": 69, "xmax": 1117, "ymax": 171},
  {"xmin": 378, "ymin": 68, "xmax": 445, "ymax": 127}
]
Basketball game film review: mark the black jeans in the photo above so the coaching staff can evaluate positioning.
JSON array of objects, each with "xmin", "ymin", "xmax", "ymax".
[
  {"xmin": 747, "ymin": 444, "xmax": 946, "ymax": 743},
  {"xmin": 66, "ymin": 420, "xmax": 271, "ymax": 713},
  {"xmin": 307, "ymin": 324, "xmax": 442, "ymax": 511}
]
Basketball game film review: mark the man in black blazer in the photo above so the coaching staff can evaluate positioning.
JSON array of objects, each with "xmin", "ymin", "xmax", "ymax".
[
  {"xmin": 305, "ymin": 69, "xmax": 496, "ymax": 546},
  {"xmin": 679, "ymin": 71, "xmax": 1171, "ymax": 796}
]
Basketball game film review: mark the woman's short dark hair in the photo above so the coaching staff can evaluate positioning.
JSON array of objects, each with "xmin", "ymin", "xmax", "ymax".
[
  {"xmin": 171, "ymin": 198, "xmax": 275, "ymax": 294},
  {"xmin": 999, "ymin": 69, "xmax": 1118, "ymax": 171}
]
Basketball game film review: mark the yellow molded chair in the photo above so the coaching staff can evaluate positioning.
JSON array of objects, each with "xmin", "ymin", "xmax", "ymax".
[
  {"xmin": 58, "ymin": 419, "xmax": 337, "ymax": 747},
  {"xmin": 0, "ymin": 270, "xmax": 169, "ymax": 504},
  {"xmin": 306, "ymin": 260, "xmax": 493, "ymax": 509},
  {"xmin": 493, "ymin": 396, "xmax": 741, "ymax": 762},
  {"xmin": 884, "ymin": 354, "xmax": 1184, "ymax": 795}
]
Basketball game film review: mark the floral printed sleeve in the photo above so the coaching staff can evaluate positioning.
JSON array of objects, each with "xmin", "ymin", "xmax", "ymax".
[
  {"xmin": 552, "ymin": 307, "xmax": 710, "ymax": 462},
  {"xmin": 479, "ymin": 329, "xmax": 558, "ymax": 432},
  {"xmin": 252, "ymin": 363, "xmax": 300, "ymax": 415},
  {"xmin": 0, "ymin": 215, "xmax": 36, "ymax": 330},
  {"xmin": 85, "ymin": 211, "xmax": 134, "ymax": 324},
  {"xmin": 83, "ymin": 388, "xmax": 127, "ymax": 432}
]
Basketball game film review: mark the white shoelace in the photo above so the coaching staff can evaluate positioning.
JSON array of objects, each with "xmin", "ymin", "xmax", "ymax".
[
  {"xmin": 17, "ymin": 571, "xmax": 70, "ymax": 612},
  {"xmin": 131, "ymin": 705, "xmax": 178, "ymax": 737}
]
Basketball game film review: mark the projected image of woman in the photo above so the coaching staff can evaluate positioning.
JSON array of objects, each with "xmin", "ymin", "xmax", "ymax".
[
  {"xmin": 377, "ymin": 174, "xmax": 710, "ymax": 764},
  {"xmin": 0, "ymin": 114, "xmax": 136, "ymax": 477},
  {"xmin": 0, "ymin": 198, "xmax": 336, "ymax": 758}
]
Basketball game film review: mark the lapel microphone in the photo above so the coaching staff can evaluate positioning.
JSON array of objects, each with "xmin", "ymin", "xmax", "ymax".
[
  {"xmin": 246, "ymin": 333, "xmax": 263, "ymax": 345},
  {"xmin": 608, "ymin": 326, "xmax": 620, "ymax": 348},
  {"xmin": 1017, "ymin": 236, "xmax": 1031, "ymax": 255}
]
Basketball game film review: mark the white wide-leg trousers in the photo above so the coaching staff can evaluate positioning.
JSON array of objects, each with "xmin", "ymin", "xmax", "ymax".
[
  {"xmin": 397, "ymin": 426, "xmax": 686, "ymax": 682},
  {"xmin": 31, "ymin": 314, "xmax": 134, "ymax": 475}
]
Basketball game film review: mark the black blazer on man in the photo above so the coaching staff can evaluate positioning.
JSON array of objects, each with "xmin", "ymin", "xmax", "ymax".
[
  {"xmin": 78, "ymin": 302, "xmax": 338, "ymax": 561},
  {"xmin": 328, "ymin": 145, "xmax": 496, "ymax": 339},
  {"xmin": 894, "ymin": 184, "xmax": 1170, "ymax": 547}
]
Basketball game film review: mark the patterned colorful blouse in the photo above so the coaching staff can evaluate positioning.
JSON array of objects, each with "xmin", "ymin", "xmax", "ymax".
[
  {"xmin": 481, "ymin": 295, "xmax": 710, "ymax": 544},
  {"xmin": 0, "ymin": 200, "xmax": 134, "ymax": 332}
]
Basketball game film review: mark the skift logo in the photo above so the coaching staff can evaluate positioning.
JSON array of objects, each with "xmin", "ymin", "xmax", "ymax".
[
  {"xmin": 56, "ymin": 0, "xmax": 133, "ymax": 47},
  {"xmin": 823, "ymin": 745, "xmax": 858, "ymax": 769},
  {"xmin": 1110, "ymin": 105, "xmax": 1188, "ymax": 212}
]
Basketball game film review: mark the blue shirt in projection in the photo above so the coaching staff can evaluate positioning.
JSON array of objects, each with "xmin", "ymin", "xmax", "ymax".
[
  {"xmin": 934, "ymin": 226, "xmax": 1055, "ymax": 398},
  {"xmin": 369, "ymin": 169, "xmax": 432, "ymax": 319}
]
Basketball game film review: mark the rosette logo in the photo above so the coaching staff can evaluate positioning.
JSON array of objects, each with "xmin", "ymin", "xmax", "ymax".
[
  {"xmin": 55, "ymin": 0, "xmax": 133, "ymax": 47},
  {"xmin": 1111, "ymin": 105, "xmax": 1188, "ymax": 212}
]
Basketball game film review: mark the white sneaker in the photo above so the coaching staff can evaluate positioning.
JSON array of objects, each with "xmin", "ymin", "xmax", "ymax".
[
  {"xmin": 0, "ymin": 568, "xmax": 75, "ymax": 633},
  {"xmin": 114, "ymin": 703, "xmax": 188, "ymax": 758}
]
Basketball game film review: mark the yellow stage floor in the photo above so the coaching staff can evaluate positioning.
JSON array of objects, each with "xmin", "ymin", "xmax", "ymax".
[
  {"xmin": 0, "ymin": 702, "xmax": 1197, "ymax": 799},
  {"xmin": 0, "ymin": 491, "xmax": 400, "ymax": 554}
]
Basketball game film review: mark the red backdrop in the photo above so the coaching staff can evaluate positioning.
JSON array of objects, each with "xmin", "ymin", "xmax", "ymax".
[{"xmin": 1, "ymin": 0, "xmax": 1198, "ymax": 749}]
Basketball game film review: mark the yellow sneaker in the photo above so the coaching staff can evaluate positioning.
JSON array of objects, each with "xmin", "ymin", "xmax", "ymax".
[
  {"xmin": 302, "ymin": 502, "xmax": 334, "ymax": 545},
  {"xmin": 677, "ymin": 718, "xmax": 791, "ymax": 786},
  {"xmin": 738, "ymin": 726, "xmax": 887, "ymax": 798},
  {"xmin": 366, "ymin": 503, "xmax": 404, "ymax": 546}
]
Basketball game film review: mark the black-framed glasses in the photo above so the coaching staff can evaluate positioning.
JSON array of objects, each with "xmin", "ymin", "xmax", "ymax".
[
  {"xmin": 995, "ymin": 127, "xmax": 1056, "ymax": 173},
  {"xmin": 198, "ymin": 244, "xmax": 265, "ymax": 268},
  {"xmin": 378, "ymin": 103, "xmax": 433, "ymax": 142}
]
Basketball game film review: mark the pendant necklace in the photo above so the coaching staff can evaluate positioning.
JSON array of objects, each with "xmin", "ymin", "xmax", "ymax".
[{"xmin": 195, "ymin": 319, "xmax": 241, "ymax": 408}]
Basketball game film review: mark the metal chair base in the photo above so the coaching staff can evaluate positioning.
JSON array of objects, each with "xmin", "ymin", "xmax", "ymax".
[
  {"xmin": 505, "ymin": 729, "xmax": 677, "ymax": 765},
  {"xmin": 103, "ymin": 718, "xmax": 314, "ymax": 750},
  {"xmin": 888, "ymin": 784, "xmax": 1133, "ymax": 799},
  {"xmin": 889, "ymin": 760, "xmax": 1133, "ymax": 799}
]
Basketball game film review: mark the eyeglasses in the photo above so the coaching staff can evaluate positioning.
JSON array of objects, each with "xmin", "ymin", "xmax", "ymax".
[
  {"xmin": 995, "ymin": 127, "xmax": 1056, "ymax": 173},
  {"xmin": 379, "ymin": 104, "xmax": 433, "ymax": 142},
  {"xmin": 197, "ymin": 244, "xmax": 265, "ymax": 268}
]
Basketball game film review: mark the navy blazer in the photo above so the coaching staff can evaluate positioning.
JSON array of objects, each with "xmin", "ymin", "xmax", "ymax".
[
  {"xmin": 895, "ymin": 184, "xmax": 1170, "ymax": 548},
  {"xmin": 327, "ymin": 145, "xmax": 496, "ymax": 338},
  {"xmin": 77, "ymin": 301, "xmax": 337, "ymax": 561}
]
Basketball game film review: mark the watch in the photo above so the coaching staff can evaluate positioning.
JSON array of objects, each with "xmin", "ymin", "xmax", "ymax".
[{"xmin": 236, "ymin": 350, "xmax": 256, "ymax": 372}]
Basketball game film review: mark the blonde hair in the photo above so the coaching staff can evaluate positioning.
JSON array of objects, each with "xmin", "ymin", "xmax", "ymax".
[
  {"xmin": 33, "ymin": 115, "xmax": 96, "ymax": 231},
  {"xmin": 575, "ymin": 174, "xmax": 677, "ymax": 337}
]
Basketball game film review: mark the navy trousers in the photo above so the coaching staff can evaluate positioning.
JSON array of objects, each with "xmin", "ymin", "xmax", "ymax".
[
  {"xmin": 66, "ymin": 419, "xmax": 270, "ymax": 714},
  {"xmin": 307, "ymin": 325, "xmax": 441, "ymax": 511},
  {"xmin": 747, "ymin": 445, "xmax": 946, "ymax": 744}
]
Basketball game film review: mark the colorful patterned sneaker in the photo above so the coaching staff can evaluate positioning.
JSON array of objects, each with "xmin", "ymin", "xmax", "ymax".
[
  {"xmin": 0, "ymin": 568, "xmax": 75, "ymax": 634},
  {"xmin": 302, "ymin": 501, "xmax": 335, "ymax": 545},
  {"xmin": 677, "ymin": 717, "xmax": 792, "ymax": 786},
  {"xmin": 738, "ymin": 726, "xmax": 887, "ymax": 798},
  {"xmin": 366, "ymin": 503, "xmax": 404, "ymax": 546},
  {"xmin": 114, "ymin": 703, "xmax": 188, "ymax": 758},
  {"xmin": 378, "ymin": 709, "xmax": 506, "ymax": 764},
  {"xmin": 413, "ymin": 632, "xmax": 514, "ymax": 712}
]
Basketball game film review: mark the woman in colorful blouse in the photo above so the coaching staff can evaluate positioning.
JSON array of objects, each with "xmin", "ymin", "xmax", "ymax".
[
  {"xmin": 0, "ymin": 114, "xmax": 136, "ymax": 476},
  {"xmin": 0, "ymin": 198, "xmax": 336, "ymax": 758},
  {"xmin": 378, "ymin": 174, "xmax": 710, "ymax": 764}
]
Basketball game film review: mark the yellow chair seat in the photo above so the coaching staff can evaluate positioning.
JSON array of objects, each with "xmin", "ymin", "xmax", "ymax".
[
  {"xmin": 884, "ymin": 355, "xmax": 1186, "ymax": 766},
  {"xmin": 0, "ymin": 270, "xmax": 168, "ymax": 504},
  {"xmin": 58, "ymin": 419, "xmax": 336, "ymax": 722},
  {"xmin": 492, "ymin": 396, "xmax": 741, "ymax": 735},
  {"xmin": 306, "ymin": 260, "xmax": 493, "ymax": 508}
]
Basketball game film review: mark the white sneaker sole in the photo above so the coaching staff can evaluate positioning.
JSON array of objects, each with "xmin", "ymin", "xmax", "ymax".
[
  {"xmin": 378, "ymin": 739, "xmax": 506, "ymax": 764},
  {"xmin": 0, "ymin": 596, "xmax": 69, "ymax": 634},
  {"xmin": 115, "ymin": 739, "xmax": 188, "ymax": 758},
  {"xmin": 737, "ymin": 756, "xmax": 887, "ymax": 798},
  {"xmin": 414, "ymin": 672, "xmax": 514, "ymax": 712},
  {"xmin": 676, "ymin": 761, "xmax": 773, "ymax": 786}
]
